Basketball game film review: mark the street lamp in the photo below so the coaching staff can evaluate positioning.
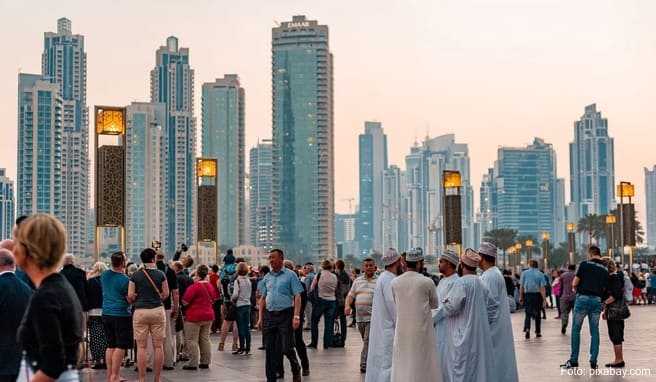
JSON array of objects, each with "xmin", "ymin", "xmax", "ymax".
[
  {"xmin": 617, "ymin": 181, "xmax": 636, "ymax": 267},
  {"xmin": 606, "ymin": 214, "xmax": 617, "ymax": 258},
  {"xmin": 525, "ymin": 239, "xmax": 534, "ymax": 265},
  {"xmin": 567, "ymin": 223, "xmax": 576, "ymax": 265},
  {"xmin": 542, "ymin": 232, "xmax": 550, "ymax": 270},
  {"xmin": 196, "ymin": 158, "xmax": 218, "ymax": 265},
  {"xmin": 514, "ymin": 243, "xmax": 522, "ymax": 267},
  {"xmin": 443, "ymin": 170, "xmax": 462, "ymax": 254}
]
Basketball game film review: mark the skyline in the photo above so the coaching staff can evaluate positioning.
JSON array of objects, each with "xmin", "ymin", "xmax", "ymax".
[{"xmin": 1, "ymin": 1, "xmax": 655, "ymax": 225}]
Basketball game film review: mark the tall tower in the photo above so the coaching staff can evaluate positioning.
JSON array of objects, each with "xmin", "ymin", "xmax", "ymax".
[
  {"xmin": 249, "ymin": 140, "xmax": 274, "ymax": 251},
  {"xmin": 569, "ymin": 104, "xmax": 615, "ymax": 220},
  {"xmin": 42, "ymin": 18, "xmax": 88, "ymax": 256},
  {"xmin": 0, "ymin": 169, "xmax": 15, "ymax": 240},
  {"xmin": 150, "ymin": 36, "xmax": 197, "ymax": 256},
  {"xmin": 202, "ymin": 75, "xmax": 245, "ymax": 249},
  {"xmin": 271, "ymin": 16, "xmax": 334, "ymax": 261},
  {"xmin": 645, "ymin": 166, "xmax": 656, "ymax": 249},
  {"xmin": 357, "ymin": 121, "xmax": 388, "ymax": 256}
]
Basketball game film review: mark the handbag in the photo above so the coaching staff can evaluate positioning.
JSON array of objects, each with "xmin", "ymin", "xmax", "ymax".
[
  {"xmin": 308, "ymin": 272, "xmax": 322, "ymax": 305},
  {"xmin": 606, "ymin": 297, "xmax": 631, "ymax": 321},
  {"xmin": 141, "ymin": 268, "xmax": 166, "ymax": 301}
]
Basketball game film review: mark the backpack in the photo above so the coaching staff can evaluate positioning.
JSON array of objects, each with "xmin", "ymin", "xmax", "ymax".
[
  {"xmin": 624, "ymin": 273, "xmax": 634, "ymax": 302},
  {"xmin": 221, "ymin": 263, "xmax": 237, "ymax": 300}
]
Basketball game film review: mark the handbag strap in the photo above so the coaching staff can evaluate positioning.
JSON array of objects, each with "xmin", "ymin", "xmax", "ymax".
[{"xmin": 141, "ymin": 268, "xmax": 163, "ymax": 298}]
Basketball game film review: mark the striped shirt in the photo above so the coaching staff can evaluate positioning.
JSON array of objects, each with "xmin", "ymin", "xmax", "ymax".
[{"xmin": 348, "ymin": 274, "xmax": 378, "ymax": 323}]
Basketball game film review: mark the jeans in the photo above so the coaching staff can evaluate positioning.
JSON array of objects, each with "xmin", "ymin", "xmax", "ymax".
[
  {"xmin": 560, "ymin": 297, "xmax": 575, "ymax": 332},
  {"xmin": 263, "ymin": 308, "xmax": 300, "ymax": 382},
  {"xmin": 183, "ymin": 321, "xmax": 212, "ymax": 367},
  {"xmin": 523, "ymin": 293, "xmax": 542, "ymax": 334},
  {"xmin": 336, "ymin": 304, "xmax": 347, "ymax": 344},
  {"xmin": 310, "ymin": 298, "xmax": 336, "ymax": 348},
  {"xmin": 294, "ymin": 325, "xmax": 309, "ymax": 371},
  {"xmin": 236, "ymin": 305, "xmax": 252, "ymax": 351},
  {"xmin": 569, "ymin": 294, "xmax": 602, "ymax": 363}
]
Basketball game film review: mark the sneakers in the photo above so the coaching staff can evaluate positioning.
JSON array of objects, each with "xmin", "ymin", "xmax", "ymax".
[
  {"xmin": 536, "ymin": 333, "xmax": 542, "ymax": 338},
  {"xmin": 560, "ymin": 360, "xmax": 578, "ymax": 369}
]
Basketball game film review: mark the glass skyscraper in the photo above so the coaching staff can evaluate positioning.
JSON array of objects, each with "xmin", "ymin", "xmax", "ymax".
[
  {"xmin": 645, "ymin": 166, "xmax": 656, "ymax": 249},
  {"xmin": 17, "ymin": 73, "xmax": 63, "ymax": 220},
  {"xmin": 271, "ymin": 16, "xmax": 335, "ymax": 261},
  {"xmin": 150, "ymin": 36, "xmax": 197, "ymax": 256},
  {"xmin": 569, "ymin": 104, "xmax": 615, "ymax": 220},
  {"xmin": 125, "ymin": 102, "xmax": 167, "ymax": 260},
  {"xmin": 42, "ymin": 18, "xmax": 89, "ymax": 255},
  {"xmin": 202, "ymin": 75, "xmax": 245, "ymax": 248},
  {"xmin": 357, "ymin": 121, "xmax": 388, "ymax": 256},
  {"xmin": 0, "ymin": 169, "xmax": 15, "ymax": 240},
  {"xmin": 249, "ymin": 140, "xmax": 273, "ymax": 251}
]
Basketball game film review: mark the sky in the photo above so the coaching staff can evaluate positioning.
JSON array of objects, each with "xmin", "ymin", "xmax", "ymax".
[{"xmin": 1, "ymin": 0, "xmax": 655, "ymax": 225}]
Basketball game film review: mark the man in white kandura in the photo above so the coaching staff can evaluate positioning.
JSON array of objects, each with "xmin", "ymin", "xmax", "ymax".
[
  {"xmin": 434, "ymin": 249, "xmax": 495, "ymax": 382},
  {"xmin": 391, "ymin": 248, "xmax": 440, "ymax": 382},
  {"xmin": 365, "ymin": 249, "xmax": 404, "ymax": 382},
  {"xmin": 432, "ymin": 249, "xmax": 460, "ymax": 382},
  {"xmin": 478, "ymin": 242, "xmax": 519, "ymax": 382}
]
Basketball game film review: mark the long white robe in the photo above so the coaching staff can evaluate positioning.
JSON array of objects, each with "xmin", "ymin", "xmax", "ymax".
[
  {"xmin": 391, "ymin": 271, "xmax": 441, "ymax": 382},
  {"xmin": 480, "ymin": 267, "xmax": 519, "ymax": 382},
  {"xmin": 434, "ymin": 275, "xmax": 495, "ymax": 382},
  {"xmin": 433, "ymin": 273, "xmax": 459, "ymax": 382},
  {"xmin": 365, "ymin": 271, "xmax": 397, "ymax": 382}
]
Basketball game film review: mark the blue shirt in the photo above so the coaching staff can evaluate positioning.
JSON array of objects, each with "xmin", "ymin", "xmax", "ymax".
[
  {"xmin": 520, "ymin": 268, "xmax": 547, "ymax": 293},
  {"xmin": 101, "ymin": 269, "xmax": 131, "ymax": 317},
  {"xmin": 258, "ymin": 268, "xmax": 304, "ymax": 312}
]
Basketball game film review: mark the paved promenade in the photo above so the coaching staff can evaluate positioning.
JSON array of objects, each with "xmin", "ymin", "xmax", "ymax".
[{"xmin": 86, "ymin": 305, "xmax": 656, "ymax": 381}]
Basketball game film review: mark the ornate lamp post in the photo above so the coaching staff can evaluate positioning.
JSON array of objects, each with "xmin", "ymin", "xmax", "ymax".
[
  {"xmin": 514, "ymin": 242, "xmax": 522, "ymax": 268},
  {"xmin": 567, "ymin": 223, "xmax": 576, "ymax": 265},
  {"xmin": 525, "ymin": 239, "xmax": 534, "ymax": 266},
  {"xmin": 617, "ymin": 181, "xmax": 636, "ymax": 267},
  {"xmin": 196, "ymin": 158, "xmax": 218, "ymax": 265},
  {"xmin": 605, "ymin": 214, "xmax": 617, "ymax": 258},
  {"xmin": 443, "ymin": 171, "xmax": 462, "ymax": 254},
  {"xmin": 542, "ymin": 232, "xmax": 550, "ymax": 270}
]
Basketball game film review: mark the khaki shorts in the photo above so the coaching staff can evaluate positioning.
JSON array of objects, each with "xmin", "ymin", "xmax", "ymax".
[{"xmin": 133, "ymin": 306, "xmax": 166, "ymax": 345}]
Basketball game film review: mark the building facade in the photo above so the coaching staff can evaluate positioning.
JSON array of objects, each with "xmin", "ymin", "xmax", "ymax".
[
  {"xmin": 554, "ymin": 178, "xmax": 567, "ymax": 244},
  {"xmin": 125, "ymin": 102, "xmax": 167, "ymax": 260},
  {"xmin": 17, "ymin": 73, "xmax": 63, "ymax": 220},
  {"xmin": 202, "ymin": 75, "xmax": 245, "ymax": 248},
  {"xmin": 569, "ymin": 104, "xmax": 615, "ymax": 220},
  {"xmin": 249, "ymin": 140, "xmax": 274, "ymax": 251},
  {"xmin": 0, "ymin": 169, "xmax": 14, "ymax": 240},
  {"xmin": 357, "ymin": 121, "xmax": 388, "ymax": 256},
  {"xmin": 645, "ymin": 166, "xmax": 656, "ymax": 249},
  {"xmin": 150, "ymin": 36, "xmax": 197, "ymax": 256},
  {"xmin": 381, "ymin": 165, "xmax": 406, "ymax": 252},
  {"xmin": 42, "ymin": 18, "xmax": 89, "ymax": 256},
  {"xmin": 271, "ymin": 16, "xmax": 335, "ymax": 262}
]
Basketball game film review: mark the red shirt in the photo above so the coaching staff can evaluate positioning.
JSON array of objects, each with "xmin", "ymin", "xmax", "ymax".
[
  {"xmin": 209, "ymin": 273, "xmax": 221, "ymax": 295},
  {"xmin": 183, "ymin": 281, "xmax": 219, "ymax": 322}
]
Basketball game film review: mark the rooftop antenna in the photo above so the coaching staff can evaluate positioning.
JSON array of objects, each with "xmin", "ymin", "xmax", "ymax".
[{"xmin": 273, "ymin": 20, "xmax": 280, "ymax": 27}]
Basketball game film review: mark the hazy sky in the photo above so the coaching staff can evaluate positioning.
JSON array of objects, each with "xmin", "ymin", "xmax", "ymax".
[{"xmin": 1, "ymin": 0, "xmax": 655, "ymax": 223}]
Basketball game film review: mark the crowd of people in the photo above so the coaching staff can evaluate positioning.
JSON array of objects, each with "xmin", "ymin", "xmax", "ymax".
[{"xmin": 0, "ymin": 212, "xmax": 654, "ymax": 382}]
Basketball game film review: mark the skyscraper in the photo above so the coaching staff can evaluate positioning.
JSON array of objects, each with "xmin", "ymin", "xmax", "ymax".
[
  {"xmin": 17, "ymin": 73, "xmax": 63, "ymax": 219},
  {"xmin": 125, "ymin": 102, "xmax": 167, "ymax": 260},
  {"xmin": 357, "ymin": 121, "xmax": 388, "ymax": 256},
  {"xmin": 554, "ymin": 178, "xmax": 567, "ymax": 244},
  {"xmin": 381, "ymin": 165, "xmax": 404, "ymax": 251},
  {"xmin": 42, "ymin": 18, "xmax": 89, "ymax": 256},
  {"xmin": 0, "ymin": 169, "xmax": 15, "ymax": 240},
  {"xmin": 569, "ymin": 104, "xmax": 615, "ymax": 220},
  {"xmin": 478, "ymin": 167, "xmax": 497, "ymax": 237},
  {"xmin": 151, "ymin": 36, "xmax": 197, "ymax": 255},
  {"xmin": 202, "ymin": 75, "xmax": 245, "ymax": 248},
  {"xmin": 271, "ymin": 16, "xmax": 335, "ymax": 261},
  {"xmin": 645, "ymin": 166, "xmax": 656, "ymax": 249},
  {"xmin": 249, "ymin": 140, "xmax": 273, "ymax": 250},
  {"xmin": 493, "ymin": 138, "xmax": 560, "ymax": 240}
]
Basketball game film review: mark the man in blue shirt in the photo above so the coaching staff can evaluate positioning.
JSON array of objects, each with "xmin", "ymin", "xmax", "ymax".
[
  {"xmin": 257, "ymin": 249, "xmax": 304, "ymax": 382},
  {"xmin": 520, "ymin": 260, "xmax": 546, "ymax": 339}
]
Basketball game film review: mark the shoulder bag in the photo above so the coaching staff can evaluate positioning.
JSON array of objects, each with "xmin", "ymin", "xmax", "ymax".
[{"xmin": 142, "ymin": 268, "xmax": 166, "ymax": 301}]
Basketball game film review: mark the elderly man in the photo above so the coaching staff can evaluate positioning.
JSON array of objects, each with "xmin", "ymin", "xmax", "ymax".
[
  {"xmin": 0, "ymin": 249, "xmax": 32, "ymax": 382},
  {"xmin": 345, "ymin": 258, "xmax": 378, "ymax": 373},
  {"xmin": 478, "ymin": 243, "xmax": 519, "ymax": 382},
  {"xmin": 433, "ymin": 249, "xmax": 459, "ymax": 382},
  {"xmin": 391, "ymin": 248, "xmax": 440, "ymax": 382},
  {"xmin": 520, "ymin": 260, "xmax": 547, "ymax": 339}
]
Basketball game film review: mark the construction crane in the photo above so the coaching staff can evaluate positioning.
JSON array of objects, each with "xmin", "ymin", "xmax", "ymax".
[{"xmin": 341, "ymin": 198, "xmax": 355, "ymax": 214}]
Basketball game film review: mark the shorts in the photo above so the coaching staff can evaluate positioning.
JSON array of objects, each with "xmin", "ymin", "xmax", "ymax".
[
  {"xmin": 133, "ymin": 306, "xmax": 166, "ymax": 344},
  {"xmin": 102, "ymin": 315, "xmax": 133, "ymax": 350}
]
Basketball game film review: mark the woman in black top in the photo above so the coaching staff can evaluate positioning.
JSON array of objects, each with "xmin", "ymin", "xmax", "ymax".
[
  {"xmin": 13, "ymin": 214, "xmax": 83, "ymax": 381},
  {"xmin": 602, "ymin": 258, "xmax": 626, "ymax": 368},
  {"xmin": 86, "ymin": 262, "xmax": 108, "ymax": 369}
]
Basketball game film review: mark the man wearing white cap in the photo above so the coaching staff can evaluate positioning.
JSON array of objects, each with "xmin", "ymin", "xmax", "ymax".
[
  {"xmin": 390, "ymin": 248, "xmax": 441, "ymax": 382},
  {"xmin": 365, "ymin": 249, "xmax": 404, "ymax": 382},
  {"xmin": 479, "ymin": 242, "xmax": 519, "ymax": 382},
  {"xmin": 434, "ymin": 249, "xmax": 495, "ymax": 382},
  {"xmin": 432, "ymin": 249, "xmax": 459, "ymax": 382}
]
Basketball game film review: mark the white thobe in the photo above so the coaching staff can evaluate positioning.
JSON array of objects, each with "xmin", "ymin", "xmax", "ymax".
[
  {"xmin": 434, "ymin": 275, "xmax": 495, "ymax": 382},
  {"xmin": 365, "ymin": 271, "xmax": 397, "ymax": 382},
  {"xmin": 480, "ymin": 267, "xmax": 519, "ymax": 382},
  {"xmin": 391, "ymin": 271, "xmax": 441, "ymax": 382},
  {"xmin": 433, "ymin": 273, "xmax": 459, "ymax": 382}
]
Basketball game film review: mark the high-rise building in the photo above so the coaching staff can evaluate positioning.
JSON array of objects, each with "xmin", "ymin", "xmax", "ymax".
[
  {"xmin": 403, "ymin": 134, "xmax": 474, "ymax": 253},
  {"xmin": 151, "ymin": 36, "xmax": 197, "ymax": 256},
  {"xmin": 335, "ymin": 213, "xmax": 358, "ymax": 260},
  {"xmin": 478, "ymin": 167, "xmax": 497, "ymax": 237},
  {"xmin": 202, "ymin": 75, "xmax": 245, "ymax": 248},
  {"xmin": 381, "ymin": 165, "xmax": 403, "ymax": 251},
  {"xmin": 0, "ymin": 169, "xmax": 15, "ymax": 240},
  {"xmin": 493, "ymin": 138, "xmax": 559, "ymax": 240},
  {"xmin": 645, "ymin": 166, "xmax": 656, "ymax": 249},
  {"xmin": 554, "ymin": 178, "xmax": 567, "ymax": 244},
  {"xmin": 125, "ymin": 102, "xmax": 167, "ymax": 260},
  {"xmin": 249, "ymin": 140, "xmax": 274, "ymax": 251},
  {"xmin": 17, "ymin": 73, "xmax": 63, "ymax": 219},
  {"xmin": 271, "ymin": 16, "xmax": 334, "ymax": 261},
  {"xmin": 42, "ymin": 18, "xmax": 89, "ymax": 256},
  {"xmin": 357, "ymin": 121, "xmax": 388, "ymax": 256},
  {"xmin": 569, "ymin": 104, "xmax": 615, "ymax": 220}
]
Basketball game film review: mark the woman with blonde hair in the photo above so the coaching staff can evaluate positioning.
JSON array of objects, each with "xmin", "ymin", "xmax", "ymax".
[
  {"xmin": 231, "ymin": 262, "xmax": 252, "ymax": 355},
  {"xmin": 309, "ymin": 259, "xmax": 338, "ymax": 348},
  {"xmin": 14, "ymin": 214, "xmax": 83, "ymax": 381},
  {"xmin": 87, "ymin": 261, "xmax": 109, "ymax": 369}
]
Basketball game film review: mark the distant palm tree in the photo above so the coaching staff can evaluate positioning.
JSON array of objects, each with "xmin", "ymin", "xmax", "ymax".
[
  {"xmin": 483, "ymin": 228, "xmax": 518, "ymax": 267},
  {"xmin": 577, "ymin": 214, "xmax": 605, "ymax": 247}
]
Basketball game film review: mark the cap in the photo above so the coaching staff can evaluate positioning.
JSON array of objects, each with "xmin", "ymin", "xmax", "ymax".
[
  {"xmin": 461, "ymin": 248, "xmax": 481, "ymax": 268},
  {"xmin": 478, "ymin": 242, "xmax": 498, "ymax": 258},
  {"xmin": 382, "ymin": 248, "xmax": 401, "ymax": 266},
  {"xmin": 440, "ymin": 249, "xmax": 460, "ymax": 267},
  {"xmin": 406, "ymin": 247, "xmax": 424, "ymax": 262}
]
